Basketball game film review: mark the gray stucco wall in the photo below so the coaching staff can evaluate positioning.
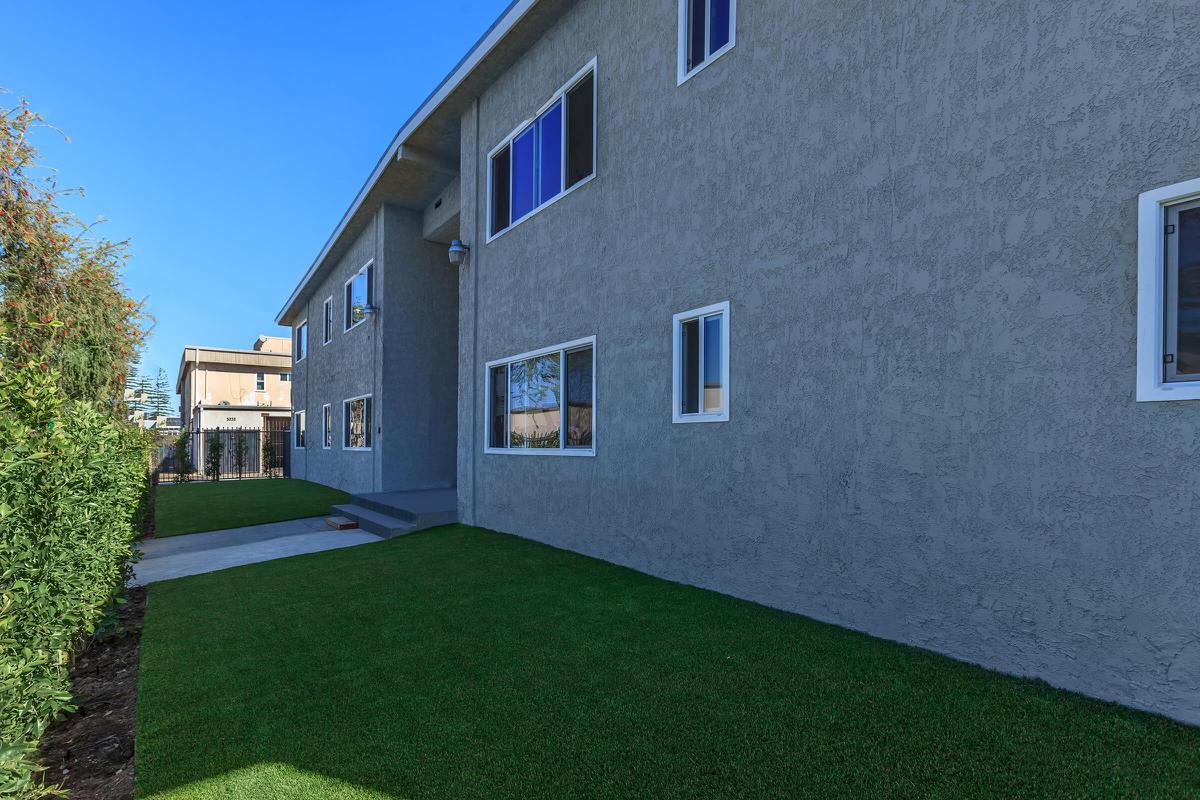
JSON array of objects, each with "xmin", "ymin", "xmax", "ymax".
[
  {"xmin": 456, "ymin": 0, "xmax": 1200, "ymax": 722},
  {"xmin": 380, "ymin": 205, "xmax": 459, "ymax": 491},
  {"xmin": 290, "ymin": 212, "xmax": 384, "ymax": 494}
]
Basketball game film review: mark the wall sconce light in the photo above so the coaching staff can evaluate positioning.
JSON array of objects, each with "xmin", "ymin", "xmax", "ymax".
[
  {"xmin": 363, "ymin": 303, "xmax": 378, "ymax": 319},
  {"xmin": 448, "ymin": 239, "xmax": 470, "ymax": 268}
]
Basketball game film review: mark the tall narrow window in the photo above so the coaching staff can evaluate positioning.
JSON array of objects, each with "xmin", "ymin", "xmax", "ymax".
[
  {"xmin": 294, "ymin": 321, "xmax": 307, "ymax": 362},
  {"xmin": 343, "ymin": 395, "xmax": 373, "ymax": 450},
  {"xmin": 679, "ymin": 0, "xmax": 736, "ymax": 82},
  {"xmin": 256, "ymin": 372, "xmax": 265, "ymax": 391},
  {"xmin": 345, "ymin": 263, "xmax": 373, "ymax": 331},
  {"xmin": 1137, "ymin": 178, "xmax": 1200, "ymax": 402},
  {"xmin": 294, "ymin": 411, "xmax": 306, "ymax": 449},
  {"xmin": 322, "ymin": 297, "xmax": 333, "ymax": 344},
  {"xmin": 488, "ymin": 63, "xmax": 597, "ymax": 238},
  {"xmin": 322, "ymin": 404, "xmax": 332, "ymax": 449},
  {"xmin": 486, "ymin": 338, "xmax": 595, "ymax": 455},
  {"xmin": 673, "ymin": 302, "xmax": 730, "ymax": 423}
]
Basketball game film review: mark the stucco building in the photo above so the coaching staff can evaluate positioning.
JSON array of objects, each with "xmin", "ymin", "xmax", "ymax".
[
  {"xmin": 176, "ymin": 335, "xmax": 293, "ymax": 430},
  {"xmin": 277, "ymin": 0, "xmax": 1200, "ymax": 724}
]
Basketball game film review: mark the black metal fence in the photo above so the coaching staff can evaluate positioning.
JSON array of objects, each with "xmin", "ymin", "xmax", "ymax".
[{"xmin": 153, "ymin": 427, "xmax": 291, "ymax": 483}]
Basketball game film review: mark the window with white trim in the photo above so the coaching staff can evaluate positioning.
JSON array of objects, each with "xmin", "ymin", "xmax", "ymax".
[
  {"xmin": 322, "ymin": 296, "xmax": 333, "ymax": 344},
  {"xmin": 322, "ymin": 403, "xmax": 332, "ymax": 449},
  {"xmin": 343, "ymin": 395, "xmax": 373, "ymax": 450},
  {"xmin": 488, "ymin": 63, "xmax": 595, "ymax": 239},
  {"xmin": 293, "ymin": 410, "xmax": 306, "ymax": 448},
  {"xmin": 486, "ymin": 337, "xmax": 594, "ymax": 454},
  {"xmin": 294, "ymin": 321, "xmax": 307, "ymax": 362},
  {"xmin": 345, "ymin": 263, "xmax": 373, "ymax": 332},
  {"xmin": 255, "ymin": 372, "xmax": 265, "ymax": 391},
  {"xmin": 280, "ymin": 373, "xmax": 291, "ymax": 383},
  {"xmin": 1138, "ymin": 178, "xmax": 1200, "ymax": 402},
  {"xmin": 678, "ymin": 0, "xmax": 735, "ymax": 83},
  {"xmin": 673, "ymin": 302, "xmax": 729, "ymax": 423}
]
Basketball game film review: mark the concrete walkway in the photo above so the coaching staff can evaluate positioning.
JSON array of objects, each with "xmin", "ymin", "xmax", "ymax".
[{"xmin": 132, "ymin": 517, "xmax": 382, "ymax": 586}]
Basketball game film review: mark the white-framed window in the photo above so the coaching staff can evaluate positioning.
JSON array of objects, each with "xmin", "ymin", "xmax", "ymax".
[
  {"xmin": 322, "ymin": 403, "xmax": 332, "ymax": 449},
  {"xmin": 255, "ymin": 372, "xmax": 265, "ymax": 391},
  {"xmin": 294, "ymin": 320, "xmax": 308, "ymax": 362},
  {"xmin": 485, "ymin": 337, "xmax": 595, "ymax": 456},
  {"xmin": 487, "ymin": 60, "xmax": 596, "ymax": 241},
  {"xmin": 673, "ymin": 301, "xmax": 730, "ymax": 423},
  {"xmin": 678, "ymin": 0, "xmax": 736, "ymax": 84},
  {"xmin": 322, "ymin": 296, "xmax": 333, "ymax": 344},
  {"xmin": 293, "ymin": 410, "xmax": 306, "ymax": 449},
  {"xmin": 280, "ymin": 373, "xmax": 291, "ymax": 383},
  {"xmin": 1138, "ymin": 177, "xmax": 1200, "ymax": 402},
  {"xmin": 343, "ymin": 394, "xmax": 373, "ymax": 450},
  {"xmin": 345, "ymin": 262, "xmax": 374, "ymax": 332}
]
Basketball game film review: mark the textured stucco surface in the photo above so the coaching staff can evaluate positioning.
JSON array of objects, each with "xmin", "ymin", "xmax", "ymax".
[{"xmin": 455, "ymin": 0, "xmax": 1200, "ymax": 722}]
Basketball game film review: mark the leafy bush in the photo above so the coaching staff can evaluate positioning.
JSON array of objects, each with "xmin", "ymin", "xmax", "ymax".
[
  {"xmin": 0, "ymin": 349, "xmax": 149, "ymax": 796},
  {"xmin": 204, "ymin": 432, "xmax": 224, "ymax": 482},
  {"xmin": 233, "ymin": 432, "xmax": 247, "ymax": 479}
]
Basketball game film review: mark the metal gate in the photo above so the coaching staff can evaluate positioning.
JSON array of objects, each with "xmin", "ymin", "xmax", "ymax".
[{"xmin": 153, "ymin": 427, "xmax": 291, "ymax": 482}]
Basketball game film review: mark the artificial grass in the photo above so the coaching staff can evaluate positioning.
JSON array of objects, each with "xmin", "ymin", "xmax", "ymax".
[
  {"xmin": 136, "ymin": 526, "xmax": 1200, "ymax": 799},
  {"xmin": 153, "ymin": 479, "xmax": 349, "ymax": 537}
]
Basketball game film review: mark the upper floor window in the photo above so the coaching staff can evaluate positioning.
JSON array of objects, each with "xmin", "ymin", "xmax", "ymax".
[
  {"xmin": 673, "ymin": 301, "xmax": 729, "ymax": 423},
  {"xmin": 255, "ymin": 372, "xmax": 265, "ymax": 391},
  {"xmin": 294, "ymin": 321, "xmax": 307, "ymax": 362},
  {"xmin": 488, "ymin": 62, "xmax": 596, "ymax": 240},
  {"xmin": 486, "ymin": 337, "xmax": 595, "ymax": 455},
  {"xmin": 345, "ymin": 262, "xmax": 374, "ymax": 332},
  {"xmin": 678, "ymin": 0, "xmax": 735, "ymax": 83},
  {"xmin": 280, "ymin": 373, "xmax": 291, "ymax": 383},
  {"xmin": 1138, "ymin": 177, "xmax": 1200, "ymax": 402},
  {"xmin": 322, "ymin": 296, "xmax": 333, "ymax": 344}
]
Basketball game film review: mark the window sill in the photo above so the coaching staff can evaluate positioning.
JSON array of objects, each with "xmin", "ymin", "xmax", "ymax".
[
  {"xmin": 486, "ymin": 173, "xmax": 596, "ymax": 245},
  {"xmin": 673, "ymin": 412, "xmax": 729, "ymax": 424},
  {"xmin": 1136, "ymin": 381, "xmax": 1200, "ymax": 402},
  {"xmin": 485, "ymin": 447, "xmax": 595, "ymax": 457},
  {"xmin": 344, "ymin": 319, "xmax": 367, "ymax": 335},
  {"xmin": 677, "ymin": 41, "xmax": 736, "ymax": 87},
  {"xmin": 343, "ymin": 446, "xmax": 373, "ymax": 452}
]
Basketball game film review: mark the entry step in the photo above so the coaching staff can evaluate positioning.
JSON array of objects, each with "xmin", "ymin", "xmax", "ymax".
[{"xmin": 325, "ymin": 516, "xmax": 359, "ymax": 531}]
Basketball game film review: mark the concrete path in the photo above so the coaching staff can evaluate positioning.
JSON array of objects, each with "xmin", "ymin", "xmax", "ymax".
[{"xmin": 132, "ymin": 516, "xmax": 382, "ymax": 586}]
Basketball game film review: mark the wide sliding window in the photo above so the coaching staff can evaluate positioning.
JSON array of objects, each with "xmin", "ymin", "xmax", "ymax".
[
  {"xmin": 489, "ymin": 63, "xmax": 596, "ymax": 239},
  {"xmin": 343, "ymin": 395, "xmax": 373, "ymax": 450},
  {"xmin": 345, "ymin": 262, "xmax": 373, "ymax": 331},
  {"xmin": 1137, "ymin": 178, "xmax": 1200, "ymax": 401},
  {"xmin": 673, "ymin": 301, "xmax": 729, "ymax": 423},
  {"xmin": 679, "ymin": 0, "xmax": 735, "ymax": 82},
  {"xmin": 486, "ymin": 337, "xmax": 595, "ymax": 455},
  {"xmin": 294, "ymin": 320, "xmax": 307, "ymax": 362}
]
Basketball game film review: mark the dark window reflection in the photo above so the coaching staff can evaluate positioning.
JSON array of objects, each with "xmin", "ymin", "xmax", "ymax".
[
  {"xmin": 688, "ymin": 0, "xmax": 706, "ymax": 71},
  {"xmin": 1178, "ymin": 207, "xmax": 1200, "ymax": 374},
  {"xmin": 566, "ymin": 73, "xmax": 594, "ymax": 188},
  {"xmin": 511, "ymin": 127, "xmax": 537, "ymax": 222},
  {"xmin": 490, "ymin": 365, "xmax": 508, "ymax": 449},
  {"xmin": 682, "ymin": 318, "xmax": 700, "ymax": 414},
  {"xmin": 491, "ymin": 145, "xmax": 510, "ymax": 234},
  {"xmin": 710, "ymin": 0, "xmax": 731, "ymax": 53},
  {"xmin": 538, "ymin": 101, "xmax": 563, "ymax": 205},
  {"xmin": 566, "ymin": 347, "xmax": 593, "ymax": 448}
]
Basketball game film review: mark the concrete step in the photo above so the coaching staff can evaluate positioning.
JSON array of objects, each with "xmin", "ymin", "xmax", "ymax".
[
  {"xmin": 325, "ymin": 516, "xmax": 359, "ymax": 531},
  {"xmin": 330, "ymin": 504, "xmax": 417, "ymax": 539},
  {"xmin": 350, "ymin": 494, "xmax": 418, "ymax": 522}
]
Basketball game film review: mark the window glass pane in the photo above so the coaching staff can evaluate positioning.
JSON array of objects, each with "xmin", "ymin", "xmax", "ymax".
[
  {"xmin": 687, "ymin": 0, "xmax": 706, "ymax": 71},
  {"xmin": 347, "ymin": 399, "xmax": 368, "ymax": 449},
  {"xmin": 681, "ymin": 318, "xmax": 700, "ymax": 414},
  {"xmin": 709, "ymin": 0, "xmax": 731, "ymax": 54},
  {"xmin": 566, "ymin": 73, "xmax": 594, "ymax": 188},
  {"xmin": 538, "ymin": 101, "xmax": 563, "ymax": 205},
  {"xmin": 1178, "ymin": 207, "xmax": 1200, "ymax": 374},
  {"xmin": 703, "ymin": 314, "xmax": 723, "ymax": 412},
  {"xmin": 323, "ymin": 406, "xmax": 331, "ymax": 448},
  {"xmin": 347, "ymin": 271, "xmax": 368, "ymax": 328},
  {"xmin": 491, "ymin": 145, "xmax": 510, "ymax": 234},
  {"xmin": 365, "ymin": 398, "xmax": 373, "ymax": 448},
  {"xmin": 566, "ymin": 347, "xmax": 593, "ymax": 448},
  {"xmin": 509, "ymin": 353, "xmax": 561, "ymax": 448},
  {"xmin": 511, "ymin": 126, "xmax": 537, "ymax": 221},
  {"xmin": 490, "ymin": 365, "xmax": 508, "ymax": 449}
]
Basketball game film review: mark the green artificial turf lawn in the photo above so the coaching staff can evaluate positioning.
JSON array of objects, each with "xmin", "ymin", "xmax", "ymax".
[
  {"xmin": 154, "ymin": 479, "xmax": 350, "ymax": 536},
  {"xmin": 136, "ymin": 526, "xmax": 1200, "ymax": 799}
]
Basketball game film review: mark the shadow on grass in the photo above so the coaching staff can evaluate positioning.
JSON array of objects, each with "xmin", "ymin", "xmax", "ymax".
[{"xmin": 136, "ymin": 526, "xmax": 1200, "ymax": 800}]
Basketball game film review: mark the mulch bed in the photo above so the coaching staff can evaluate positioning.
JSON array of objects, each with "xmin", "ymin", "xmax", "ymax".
[{"xmin": 37, "ymin": 587, "xmax": 147, "ymax": 800}]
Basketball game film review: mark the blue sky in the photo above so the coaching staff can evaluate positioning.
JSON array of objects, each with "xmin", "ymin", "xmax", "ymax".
[{"xmin": 3, "ymin": 0, "xmax": 507, "ymax": 403}]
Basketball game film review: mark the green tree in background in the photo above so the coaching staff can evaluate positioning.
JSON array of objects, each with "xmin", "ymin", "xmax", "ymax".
[{"xmin": 150, "ymin": 367, "xmax": 172, "ymax": 418}]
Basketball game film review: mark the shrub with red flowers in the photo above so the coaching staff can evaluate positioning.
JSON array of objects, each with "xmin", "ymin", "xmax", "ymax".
[{"xmin": 0, "ymin": 97, "xmax": 151, "ymax": 798}]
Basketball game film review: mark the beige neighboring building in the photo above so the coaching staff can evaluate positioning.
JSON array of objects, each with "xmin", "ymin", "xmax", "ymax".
[{"xmin": 176, "ymin": 335, "xmax": 292, "ymax": 431}]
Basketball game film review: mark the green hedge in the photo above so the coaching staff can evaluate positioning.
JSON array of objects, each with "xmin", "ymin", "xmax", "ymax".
[{"xmin": 0, "ymin": 358, "xmax": 150, "ymax": 796}]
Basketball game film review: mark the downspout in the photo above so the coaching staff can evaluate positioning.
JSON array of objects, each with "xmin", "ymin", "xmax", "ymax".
[{"xmin": 471, "ymin": 98, "xmax": 481, "ymax": 523}]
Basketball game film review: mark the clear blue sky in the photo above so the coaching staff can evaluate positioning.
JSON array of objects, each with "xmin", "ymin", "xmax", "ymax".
[{"xmin": 3, "ymin": 0, "xmax": 508, "ymax": 405}]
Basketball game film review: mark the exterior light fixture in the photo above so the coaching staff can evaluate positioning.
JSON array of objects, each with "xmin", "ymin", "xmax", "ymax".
[
  {"xmin": 448, "ymin": 239, "xmax": 470, "ymax": 267},
  {"xmin": 362, "ymin": 303, "xmax": 378, "ymax": 319}
]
